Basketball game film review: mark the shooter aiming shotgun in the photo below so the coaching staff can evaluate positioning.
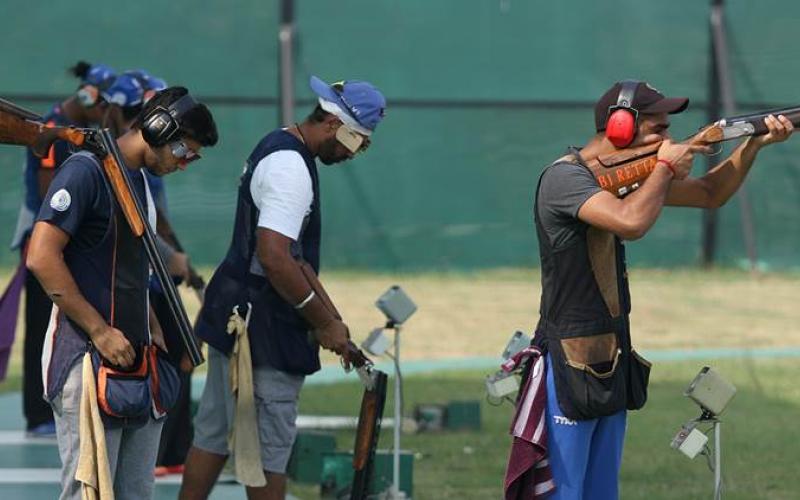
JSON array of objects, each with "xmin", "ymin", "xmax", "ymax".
[
  {"xmin": 589, "ymin": 106, "xmax": 800, "ymax": 197},
  {"xmin": 0, "ymin": 96, "xmax": 204, "ymax": 366}
]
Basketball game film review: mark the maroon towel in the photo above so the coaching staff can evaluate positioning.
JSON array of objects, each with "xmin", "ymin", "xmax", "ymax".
[
  {"xmin": 503, "ymin": 347, "xmax": 555, "ymax": 499},
  {"xmin": 0, "ymin": 261, "xmax": 26, "ymax": 380}
]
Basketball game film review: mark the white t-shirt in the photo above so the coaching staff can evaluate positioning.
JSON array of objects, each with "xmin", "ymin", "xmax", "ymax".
[{"xmin": 249, "ymin": 149, "xmax": 313, "ymax": 241}]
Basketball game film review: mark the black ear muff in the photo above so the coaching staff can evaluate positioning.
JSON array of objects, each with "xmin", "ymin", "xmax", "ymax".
[
  {"xmin": 605, "ymin": 80, "xmax": 640, "ymax": 148},
  {"xmin": 77, "ymin": 85, "xmax": 99, "ymax": 108},
  {"xmin": 141, "ymin": 94, "xmax": 197, "ymax": 147}
]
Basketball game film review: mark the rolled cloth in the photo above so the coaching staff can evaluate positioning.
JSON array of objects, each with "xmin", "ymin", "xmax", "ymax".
[
  {"xmin": 226, "ymin": 304, "xmax": 266, "ymax": 487},
  {"xmin": 75, "ymin": 352, "xmax": 114, "ymax": 500}
]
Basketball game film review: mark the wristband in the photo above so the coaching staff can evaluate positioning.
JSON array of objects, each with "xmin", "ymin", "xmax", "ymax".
[
  {"xmin": 656, "ymin": 158, "xmax": 676, "ymax": 176},
  {"xmin": 294, "ymin": 290, "xmax": 316, "ymax": 310}
]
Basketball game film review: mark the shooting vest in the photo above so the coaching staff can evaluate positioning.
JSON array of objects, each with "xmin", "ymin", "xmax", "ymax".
[
  {"xmin": 43, "ymin": 152, "xmax": 153, "ymax": 401},
  {"xmin": 196, "ymin": 130, "xmax": 322, "ymax": 375},
  {"xmin": 533, "ymin": 151, "xmax": 650, "ymax": 420}
]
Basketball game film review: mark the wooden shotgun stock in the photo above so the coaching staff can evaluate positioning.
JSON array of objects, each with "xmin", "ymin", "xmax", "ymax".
[
  {"xmin": 350, "ymin": 370, "xmax": 388, "ymax": 500},
  {"xmin": 0, "ymin": 97, "xmax": 88, "ymax": 157}
]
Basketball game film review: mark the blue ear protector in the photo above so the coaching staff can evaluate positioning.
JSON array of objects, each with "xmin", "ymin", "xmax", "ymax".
[{"xmin": 140, "ymin": 94, "xmax": 197, "ymax": 147}]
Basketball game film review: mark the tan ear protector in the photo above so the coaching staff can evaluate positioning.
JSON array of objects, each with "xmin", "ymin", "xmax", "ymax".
[{"xmin": 77, "ymin": 85, "xmax": 101, "ymax": 108}]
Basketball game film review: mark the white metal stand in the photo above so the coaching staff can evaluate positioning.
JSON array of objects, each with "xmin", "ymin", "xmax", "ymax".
[
  {"xmin": 713, "ymin": 420, "xmax": 722, "ymax": 500},
  {"xmin": 389, "ymin": 324, "xmax": 405, "ymax": 499}
]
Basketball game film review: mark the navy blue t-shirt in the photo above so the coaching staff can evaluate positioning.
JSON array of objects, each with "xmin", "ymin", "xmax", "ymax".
[{"xmin": 36, "ymin": 152, "xmax": 147, "ymax": 248}]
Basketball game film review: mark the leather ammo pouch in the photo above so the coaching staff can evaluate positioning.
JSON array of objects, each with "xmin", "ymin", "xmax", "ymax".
[
  {"xmin": 548, "ymin": 331, "xmax": 652, "ymax": 420},
  {"xmin": 92, "ymin": 345, "xmax": 180, "ymax": 427}
]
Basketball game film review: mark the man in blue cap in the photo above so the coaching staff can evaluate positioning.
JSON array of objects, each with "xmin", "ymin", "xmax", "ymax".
[{"xmin": 180, "ymin": 76, "xmax": 386, "ymax": 500}]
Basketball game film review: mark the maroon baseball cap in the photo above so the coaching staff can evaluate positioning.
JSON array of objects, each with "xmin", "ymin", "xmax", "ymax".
[{"xmin": 594, "ymin": 81, "xmax": 689, "ymax": 132}]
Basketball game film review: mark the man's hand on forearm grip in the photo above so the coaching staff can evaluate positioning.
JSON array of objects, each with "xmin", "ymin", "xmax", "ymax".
[
  {"xmin": 296, "ymin": 294, "xmax": 350, "ymax": 354},
  {"xmin": 313, "ymin": 318, "xmax": 351, "ymax": 357}
]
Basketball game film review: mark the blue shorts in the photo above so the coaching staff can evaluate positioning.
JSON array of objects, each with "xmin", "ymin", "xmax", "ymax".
[{"xmin": 545, "ymin": 354, "xmax": 626, "ymax": 500}]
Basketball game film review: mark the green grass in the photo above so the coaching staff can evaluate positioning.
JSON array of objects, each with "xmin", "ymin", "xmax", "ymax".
[{"xmin": 288, "ymin": 358, "xmax": 800, "ymax": 500}]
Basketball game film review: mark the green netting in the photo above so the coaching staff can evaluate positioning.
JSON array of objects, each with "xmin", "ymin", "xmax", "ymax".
[{"xmin": 1, "ymin": 1, "xmax": 799, "ymax": 270}]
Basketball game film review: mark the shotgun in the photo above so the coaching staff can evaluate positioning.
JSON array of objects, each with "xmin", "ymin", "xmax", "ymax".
[
  {"xmin": 587, "ymin": 105, "xmax": 800, "ymax": 197},
  {"xmin": 0, "ymin": 97, "xmax": 204, "ymax": 366},
  {"xmin": 297, "ymin": 262, "xmax": 387, "ymax": 499}
]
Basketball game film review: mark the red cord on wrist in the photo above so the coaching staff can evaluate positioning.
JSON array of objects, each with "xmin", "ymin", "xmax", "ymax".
[{"xmin": 656, "ymin": 158, "xmax": 676, "ymax": 176}]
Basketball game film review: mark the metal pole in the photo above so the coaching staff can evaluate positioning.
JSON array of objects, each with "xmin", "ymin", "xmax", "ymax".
[
  {"xmin": 714, "ymin": 421, "xmax": 722, "ymax": 499},
  {"xmin": 708, "ymin": 0, "xmax": 759, "ymax": 270},
  {"xmin": 278, "ymin": 0, "xmax": 295, "ymax": 127},
  {"xmin": 392, "ymin": 325, "xmax": 402, "ymax": 498},
  {"xmin": 702, "ymin": 0, "xmax": 722, "ymax": 266}
]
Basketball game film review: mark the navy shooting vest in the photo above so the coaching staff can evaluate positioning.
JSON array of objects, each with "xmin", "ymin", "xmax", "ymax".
[{"xmin": 195, "ymin": 130, "xmax": 322, "ymax": 375}]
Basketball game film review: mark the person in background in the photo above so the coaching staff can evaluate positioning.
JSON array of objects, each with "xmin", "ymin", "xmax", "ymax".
[{"xmin": 11, "ymin": 61, "xmax": 116, "ymax": 437}]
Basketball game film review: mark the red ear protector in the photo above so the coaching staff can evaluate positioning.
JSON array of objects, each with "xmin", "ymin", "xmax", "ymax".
[{"xmin": 605, "ymin": 80, "xmax": 640, "ymax": 148}]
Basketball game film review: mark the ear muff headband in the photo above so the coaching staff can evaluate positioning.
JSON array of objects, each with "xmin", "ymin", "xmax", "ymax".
[
  {"xmin": 605, "ymin": 80, "xmax": 640, "ymax": 148},
  {"xmin": 141, "ymin": 94, "xmax": 198, "ymax": 147}
]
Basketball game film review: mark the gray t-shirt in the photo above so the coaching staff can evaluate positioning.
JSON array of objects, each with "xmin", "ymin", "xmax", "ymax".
[{"xmin": 536, "ymin": 160, "xmax": 602, "ymax": 250}]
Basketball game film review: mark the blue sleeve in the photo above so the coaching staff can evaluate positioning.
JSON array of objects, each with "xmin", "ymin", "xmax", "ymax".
[
  {"xmin": 145, "ymin": 172, "xmax": 169, "ymax": 215},
  {"xmin": 36, "ymin": 155, "xmax": 104, "ymax": 237}
]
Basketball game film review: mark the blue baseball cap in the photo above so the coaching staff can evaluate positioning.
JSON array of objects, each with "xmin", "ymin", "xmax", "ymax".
[
  {"xmin": 83, "ymin": 64, "xmax": 117, "ymax": 90},
  {"xmin": 126, "ymin": 70, "xmax": 167, "ymax": 103},
  {"xmin": 309, "ymin": 76, "xmax": 386, "ymax": 134},
  {"xmin": 102, "ymin": 73, "xmax": 145, "ymax": 108},
  {"xmin": 126, "ymin": 69, "xmax": 167, "ymax": 92}
]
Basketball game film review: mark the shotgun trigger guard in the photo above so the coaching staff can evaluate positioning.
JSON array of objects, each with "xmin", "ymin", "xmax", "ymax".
[{"xmin": 706, "ymin": 143, "xmax": 724, "ymax": 157}]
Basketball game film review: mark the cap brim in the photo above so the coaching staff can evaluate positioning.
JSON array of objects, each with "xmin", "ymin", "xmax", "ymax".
[
  {"xmin": 640, "ymin": 97, "xmax": 689, "ymax": 115},
  {"xmin": 309, "ymin": 76, "xmax": 340, "ymax": 104}
]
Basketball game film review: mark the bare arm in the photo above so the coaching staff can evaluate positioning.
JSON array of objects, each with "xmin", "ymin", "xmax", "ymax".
[
  {"xmin": 255, "ymin": 227, "xmax": 350, "ymax": 354},
  {"xmin": 578, "ymin": 164, "xmax": 674, "ymax": 240},
  {"xmin": 578, "ymin": 140, "xmax": 709, "ymax": 240},
  {"xmin": 26, "ymin": 221, "xmax": 136, "ymax": 367},
  {"xmin": 667, "ymin": 114, "xmax": 795, "ymax": 208}
]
